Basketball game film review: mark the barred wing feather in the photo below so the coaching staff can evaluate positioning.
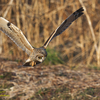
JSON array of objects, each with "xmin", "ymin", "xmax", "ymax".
[{"xmin": 0, "ymin": 17, "xmax": 33, "ymax": 55}]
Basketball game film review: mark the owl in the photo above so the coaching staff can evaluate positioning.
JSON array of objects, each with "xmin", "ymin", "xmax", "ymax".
[{"xmin": 0, "ymin": 7, "xmax": 84, "ymax": 66}]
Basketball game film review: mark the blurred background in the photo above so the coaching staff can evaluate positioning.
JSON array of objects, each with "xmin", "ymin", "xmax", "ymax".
[
  {"xmin": 1, "ymin": 0, "xmax": 100, "ymax": 100},
  {"xmin": 0, "ymin": 0, "xmax": 100, "ymax": 67}
]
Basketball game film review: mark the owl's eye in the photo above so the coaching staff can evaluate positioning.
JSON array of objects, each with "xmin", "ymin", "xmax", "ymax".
[{"xmin": 38, "ymin": 56, "xmax": 42, "ymax": 59}]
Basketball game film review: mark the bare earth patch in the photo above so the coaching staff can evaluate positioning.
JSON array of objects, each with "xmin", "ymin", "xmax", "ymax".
[{"xmin": 0, "ymin": 61, "xmax": 100, "ymax": 100}]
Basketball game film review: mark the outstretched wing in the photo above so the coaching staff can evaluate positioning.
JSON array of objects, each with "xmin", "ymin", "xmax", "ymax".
[
  {"xmin": 0, "ymin": 17, "xmax": 34, "ymax": 55},
  {"xmin": 43, "ymin": 7, "xmax": 84, "ymax": 48}
]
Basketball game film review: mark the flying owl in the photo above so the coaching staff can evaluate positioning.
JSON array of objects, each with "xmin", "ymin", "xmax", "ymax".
[{"xmin": 0, "ymin": 7, "xmax": 84, "ymax": 66}]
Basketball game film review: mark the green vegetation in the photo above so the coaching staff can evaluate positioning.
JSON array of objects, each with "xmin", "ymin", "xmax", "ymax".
[
  {"xmin": 30, "ymin": 86, "xmax": 71, "ymax": 100},
  {"xmin": 75, "ymin": 87, "xmax": 100, "ymax": 100},
  {"xmin": 43, "ymin": 48, "xmax": 64, "ymax": 65},
  {"xmin": 88, "ymin": 65, "xmax": 100, "ymax": 70},
  {"xmin": 29, "ymin": 86, "xmax": 100, "ymax": 100},
  {"xmin": 0, "ymin": 72, "xmax": 14, "ymax": 80}
]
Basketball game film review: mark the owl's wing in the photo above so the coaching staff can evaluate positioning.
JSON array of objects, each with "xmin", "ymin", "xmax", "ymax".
[
  {"xmin": 43, "ymin": 7, "xmax": 84, "ymax": 48},
  {"xmin": 0, "ymin": 17, "xmax": 34, "ymax": 55}
]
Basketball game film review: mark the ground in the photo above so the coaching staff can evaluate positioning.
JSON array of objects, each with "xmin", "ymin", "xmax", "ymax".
[{"xmin": 0, "ymin": 59, "xmax": 100, "ymax": 100}]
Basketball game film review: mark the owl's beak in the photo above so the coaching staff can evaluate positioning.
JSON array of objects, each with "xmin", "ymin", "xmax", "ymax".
[{"xmin": 23, "ymin": 58, "xmax": 36, "ymax": 67}]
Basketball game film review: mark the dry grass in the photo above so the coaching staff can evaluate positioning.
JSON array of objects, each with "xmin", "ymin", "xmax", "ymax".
[{"xmin": 0, "ymin": 61, "xmax": 100, "ymax": 99}]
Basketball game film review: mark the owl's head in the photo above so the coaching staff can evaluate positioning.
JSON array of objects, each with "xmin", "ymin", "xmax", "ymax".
[{"xmin": 23, "ymin": 47, "xmax": 47, "ymax": 66}]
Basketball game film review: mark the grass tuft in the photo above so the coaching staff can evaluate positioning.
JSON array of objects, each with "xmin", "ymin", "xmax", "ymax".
[{"xmin": 43, "ymin": 48, "xmax": 64, "ymax": 65}]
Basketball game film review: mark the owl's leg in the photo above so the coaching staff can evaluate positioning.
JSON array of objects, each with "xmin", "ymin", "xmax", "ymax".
[{"xmin": 31, "ymin": 61, "xmax": 36, "ymax": 66}]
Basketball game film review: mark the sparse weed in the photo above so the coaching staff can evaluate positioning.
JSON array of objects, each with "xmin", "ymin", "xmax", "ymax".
[
  {"xmin": 88, "ymin": 65, "xmax": 100, "ymax": 70},
  {"xmin": 43, "ymin": 48, "xmax": 64, "ymax": 65},
  {"xmin": 30, "ymin": 86, "xmax": 71, "ymax": 100}
]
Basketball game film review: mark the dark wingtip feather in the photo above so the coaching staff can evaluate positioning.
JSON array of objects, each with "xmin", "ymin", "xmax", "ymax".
[
  {"xmin": 73, "ymin": 7, "xmax": 84, "ymax": 19},
  {"xmin": 77, "ymin": 7, "xmax": 84, "ymax": 12}
]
